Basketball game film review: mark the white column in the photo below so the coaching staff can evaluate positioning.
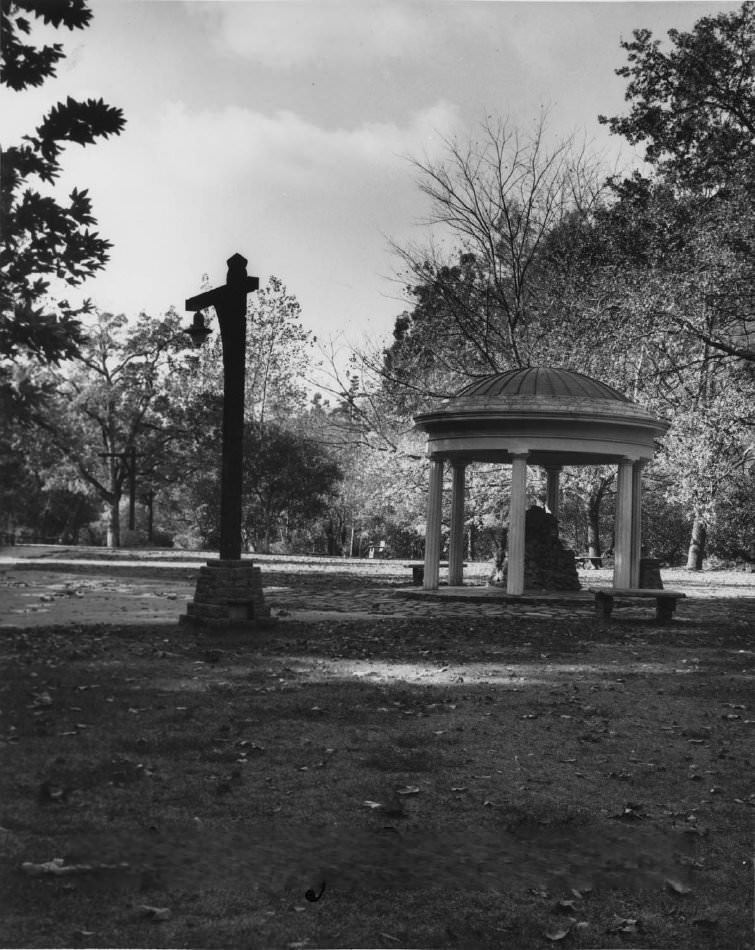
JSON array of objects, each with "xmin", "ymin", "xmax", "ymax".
[
  {"xmin": 614, "ymin": 458, "xmax": 634, "ymax": 589},
  {"xmin": 631, "ymin": 460, "xmax": 645, "ymax": 588},
  {"xmin": 448, "ymin": 462, "xmax": 466, "ymax": 586},
  {"xmin": 423, "ymin": 458, "xmax": 444, "ymax": 590},
  {"xmin": 507, "ymin": 453, "xmax": 529, "ymax": 595},
  {"xmin": 545, "ymin": 466, "xmax": 562, "ymax": 520}
]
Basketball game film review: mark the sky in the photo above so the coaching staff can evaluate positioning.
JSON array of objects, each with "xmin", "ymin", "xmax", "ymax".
[{"xmin": 2, "ymin": 0, "xmax": 741, "ymax": 350}]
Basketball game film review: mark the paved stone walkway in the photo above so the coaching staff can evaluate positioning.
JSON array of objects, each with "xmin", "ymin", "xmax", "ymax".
[{"xmin": 1, "ymin": 555, "xmax": 753, "ymax": 628}]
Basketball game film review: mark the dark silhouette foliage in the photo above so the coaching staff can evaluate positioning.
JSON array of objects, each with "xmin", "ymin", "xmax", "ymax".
[{"xmin": 1, "ymin": 0, "xmax": 126, "ymax": 365}]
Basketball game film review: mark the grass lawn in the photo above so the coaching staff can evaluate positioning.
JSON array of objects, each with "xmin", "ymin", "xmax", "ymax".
[{"xmin": 0, "ymin": 576, "xmax": 752, "ymax": 949}]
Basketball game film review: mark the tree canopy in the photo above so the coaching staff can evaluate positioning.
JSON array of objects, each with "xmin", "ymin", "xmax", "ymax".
[
  {"xmin": 599, "ymin": 3, "xmax": 754, "ymax": 192},
  {"xmin": 1, "ymin": 0, "xmax": 125, "ymax": 367}
]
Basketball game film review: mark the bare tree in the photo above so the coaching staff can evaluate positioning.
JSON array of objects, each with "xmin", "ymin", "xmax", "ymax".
[{"xmin": 393, "ymin": 113, "xmax": 607, "ymax": 371}]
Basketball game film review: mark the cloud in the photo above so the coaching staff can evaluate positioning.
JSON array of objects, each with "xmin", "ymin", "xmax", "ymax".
[
  {"xmin": 51, "ymin": 99, "xmax": 462, "ymax": 335},
  {"xmin": 193, "ymin": 1, "xmax": 451, "ymax": 69},
  {"xmin": 144, "ymin": 98, "xmax": 460, "ymax": 187}
]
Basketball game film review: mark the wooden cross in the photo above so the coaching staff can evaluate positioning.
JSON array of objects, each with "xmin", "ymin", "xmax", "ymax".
[{"xmin": 186, "ymin": 254, "xmax": 259, "ymax": 561}]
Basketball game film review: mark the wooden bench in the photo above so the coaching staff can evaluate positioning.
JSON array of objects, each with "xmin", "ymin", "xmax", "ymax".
[
  {"xmin": 589, "ymin": 587, "xmax": 686, "ymax": 623},
  {"xmin": 576, "ymin": 553, "xmax": 603, "ymax": 569}
]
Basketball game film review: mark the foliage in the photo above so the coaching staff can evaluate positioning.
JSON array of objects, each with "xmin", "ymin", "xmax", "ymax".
[
  {"xmin": 164, "ymin": 277, "xmax": 319, "ymax": 550},
  {"xmin": 595, "ymin": 3, "xmax": 755, "ymax": 563},
  {"xmin": 0, "ymin": 410, "xmax": 98, "ymax": 542},
  {"xmin": 192, "ymin": 275, "xmax": 314, "ymax": 425},
  {"xmin": 599, "ymin": 3, "xmax": 754, "ymax": 192},
  {"xmin": 306, "ymin": 355, "xmax": 432, "ymax": 556},
  {"xmin": 27, "ymin": 310, "xmax": 190, "ymax": 546},
  {"xmin": 1, "ymin": 0, "xmax": 125, "ymax": 368},
  {"xmin": 241, "ymin": 422, "xmax": 343, "ymax": 553},
  {"xmin": 707, "ymin": 465, "xmax": 755, "ymax": 562},
  {"xmin": 246, "ymin": 276, "xmax": 314, "ymax": 424},
  {"xmin": 389, "ymin": 114, "xmax": 606, "ymax": 379},
  {"xmin": 383, "ymin": 254, "xmax": 498, "ymax": 414}
]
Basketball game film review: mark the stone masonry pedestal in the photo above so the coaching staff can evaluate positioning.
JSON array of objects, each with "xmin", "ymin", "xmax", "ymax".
[{"xmin": 180, "ymin": 559, "xmax": 270, "ymax": 628}]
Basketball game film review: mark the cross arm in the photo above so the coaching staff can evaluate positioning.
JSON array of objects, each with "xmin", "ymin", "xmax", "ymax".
[{"xmin": 186, "ymin": 276, "xmax": 260, "ymax": 312}]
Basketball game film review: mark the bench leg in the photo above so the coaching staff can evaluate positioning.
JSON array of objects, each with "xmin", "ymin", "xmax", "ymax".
[
  {"xmin": 656, "ymin": 601, "xmax": 675, "ymax": 624},
  {"xmin": 595, "ymin": 594, "xmax": 613, "ymax": 619}
]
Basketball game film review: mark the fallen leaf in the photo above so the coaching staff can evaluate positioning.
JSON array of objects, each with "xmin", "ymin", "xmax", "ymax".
[
  {"xmin": 665, "ymin": 877, "xmax": 692, "ymax": 895},
  {"xmin": 396, "ymin": 785, "xmax": 420, "ymax": 796},
  {"xmin": 363, "ymin": 800, "xmax": 383, "ymax": 809},
  {"xmin": 613, "ymin": 802, "xmax": 644, "ymax": 820},
  {"xmin": 544, "ymin": 923, "xmax": 573, "ymax": 941},
  {"xmin": 140, "ymin": 905, "xmax": 172, "ymax": 921},
  {"xmin": 607, "ymin": 915, "xmax": 639, "ymax": 934},
  {"xmin": 21, "ymin": 858, "xmax": 67, "ymax": 876},
  {"xmin": 22, "ymin": 858, "xmax": 130, "ymax": 876},
  {"xmin": 38, "ymin": 781, "xmax": 67, "ymax": 803}
]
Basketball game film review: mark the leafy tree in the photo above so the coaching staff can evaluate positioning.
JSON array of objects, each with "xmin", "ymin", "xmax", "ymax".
[
  {"xmin": 599, "ymin": 3, "xmax": 754, "ymax": 192},
  {"xmin": 193, "ymin": 276, "xmax": 314, "ymax": 425},
  {"xmin": 241, "ymin": 422, "xmax": 342, "ymax": 553},
  {"xmin": 592, "ymin": 3, "xmax": 755, "ymax": 565},
  {"xmin": 310, "ymin": 348, "xmax": 433, "ymax": 556},
  {"xmin": 0, "ymin": 409, "xmax": 97, "ymax": 542},
  {"xmin": 246, "ymin": 276, "xmax": 314, "ymax": 424},
  {"xmin": 655, "ymin": 368, "xmax": 753, "ymax": 568},
  {"xmin": 382, "ymin": 254, "xmax": 500, "ymax": 414},
  {"xmin": 1, "ymin": 0, "xmax": 126, "ymax": 368},
  {"xmin": 31, "ymin": 310, "xmax": 189, "ymax": 547}
]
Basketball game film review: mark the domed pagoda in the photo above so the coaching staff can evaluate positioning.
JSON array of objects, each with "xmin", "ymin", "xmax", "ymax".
[{"xmin": 413, "ymin": 367, "xmax": 670, "ymax": 594}]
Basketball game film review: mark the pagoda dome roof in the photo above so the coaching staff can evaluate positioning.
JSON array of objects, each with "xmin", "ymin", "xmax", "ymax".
[
  {"xmin": 413, "ymin": 366, "xmax": 669, "ymax": 466},
  {"xmin": 455, "ymin": 367, "xmax": 630, "ymax": 402}
]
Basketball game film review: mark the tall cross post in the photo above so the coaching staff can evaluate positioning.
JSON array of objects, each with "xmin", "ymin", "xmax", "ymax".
[{"xmin": 186, "ymin": 253, "xmax": 259, "ymax": 560}]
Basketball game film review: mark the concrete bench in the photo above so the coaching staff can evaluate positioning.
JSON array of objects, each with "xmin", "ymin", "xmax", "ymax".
[{"xmin": 588, "ymin": 587, "xmax": 686, "ymax": 623}]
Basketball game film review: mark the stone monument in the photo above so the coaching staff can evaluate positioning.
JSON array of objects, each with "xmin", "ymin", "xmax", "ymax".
[{"xmin": 497, "ymin": 506, "xmax": 580, "ymax": 591}]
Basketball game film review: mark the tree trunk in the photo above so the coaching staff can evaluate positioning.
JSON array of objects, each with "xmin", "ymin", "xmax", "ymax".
[
  {"xmin": 262, "ymin": 521, "xmax": 271, "ymax": 555},
  {"xmin": 325, "ymin": 519, "xmax": 336, "ymax": 556},
  {"xmin": 686, "ymin": 516, "xmax": 707, "ymax": 570},
  {"xmin": 108, "ymin": 494, "xmax": 121, "ymax": 548}
]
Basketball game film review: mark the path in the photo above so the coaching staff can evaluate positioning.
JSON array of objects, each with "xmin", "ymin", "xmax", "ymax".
[{"xmin": 1, "ymin": 546, "xmax": 752, "ymax": 629}]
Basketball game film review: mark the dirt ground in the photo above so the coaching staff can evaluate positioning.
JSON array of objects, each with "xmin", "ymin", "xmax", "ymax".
[{"xmin": 0, "ymin": 548, "xmax": 753, "ymax": 949}]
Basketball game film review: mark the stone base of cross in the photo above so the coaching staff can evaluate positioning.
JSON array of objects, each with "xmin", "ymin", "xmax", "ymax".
[{"xmin": 179, "ymin": 560, "xmax": 271, "ymax": 628}]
